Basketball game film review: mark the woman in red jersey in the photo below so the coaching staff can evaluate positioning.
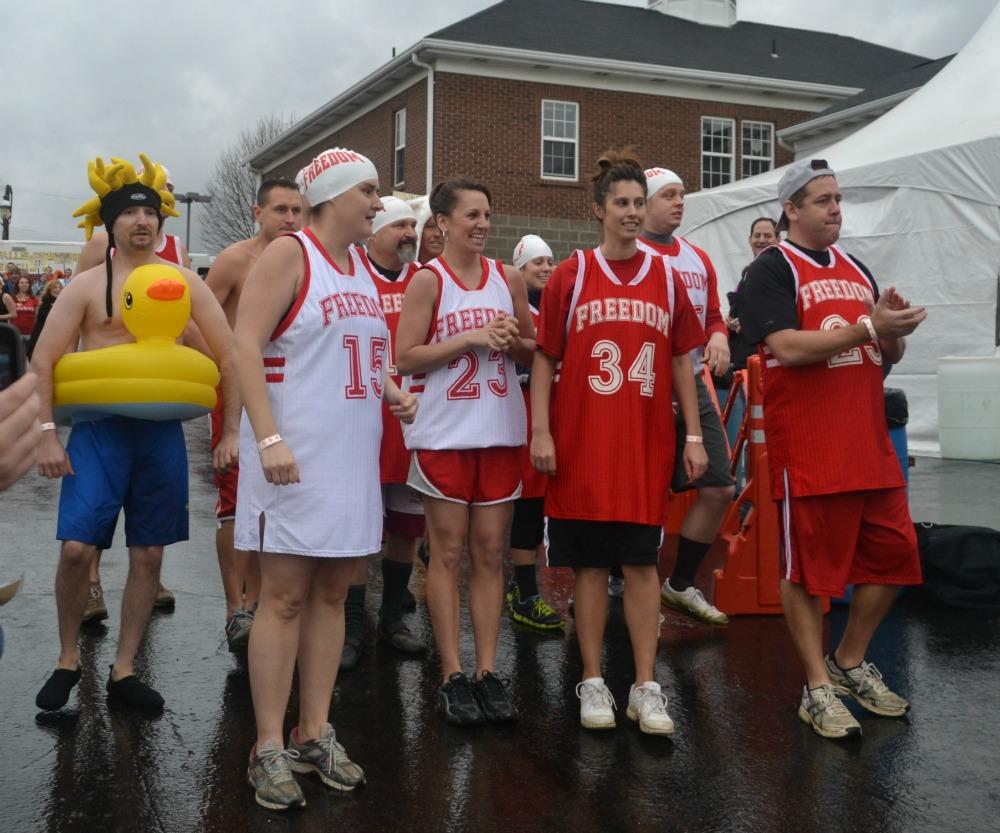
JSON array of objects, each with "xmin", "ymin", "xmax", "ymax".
[
  {"xmin": 396, "ymin": 178, "xmax": 535, "ymax": 727},
  {"xmin": 531, "ymin": 149, "xmax": 708, "ymax": 736},
  {"xmin": 10, "ymin": 275, "xmax": 39, "ymax": 339}
]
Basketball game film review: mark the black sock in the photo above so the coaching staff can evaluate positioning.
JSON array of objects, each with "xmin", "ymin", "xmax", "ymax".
[
  {"xmin": 610, "ymin": 564, "xmax": 624, "ymax": 579},
  {"xmin": 514, "ymin": 564, "xmax": 538, "ymax": 599},
  {"xmin": 345, "ymin": 584, "xmax": 366, "ymax": 642},
  {"xmin": 670, "ymin": 536, "xmax": 711, "ymax": 591},
  {"xmin": 380, "ymin": 558, "xmax": 412, "ymax": 626}
]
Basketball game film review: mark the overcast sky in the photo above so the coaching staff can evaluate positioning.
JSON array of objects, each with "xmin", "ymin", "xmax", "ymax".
[{"xmin": 3, "ymin": 0, "xmax": 995, "ymax": 252}]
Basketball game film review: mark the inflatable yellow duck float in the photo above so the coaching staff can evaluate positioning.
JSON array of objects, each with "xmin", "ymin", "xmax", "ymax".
[{"xmin": 53, "ymin": 264, "xmax": 219, "ymax": 423}]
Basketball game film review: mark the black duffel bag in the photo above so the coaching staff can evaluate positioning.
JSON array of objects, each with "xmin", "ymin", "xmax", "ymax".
[{"xmin": 912, "ymin": 523, "xmax": 1000, "ymax": 610}]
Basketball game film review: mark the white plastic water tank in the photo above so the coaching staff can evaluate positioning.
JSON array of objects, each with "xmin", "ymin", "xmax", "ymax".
[{"xmin": 937, "ymin": 355, "xmax": 1000, "ymax": 460}]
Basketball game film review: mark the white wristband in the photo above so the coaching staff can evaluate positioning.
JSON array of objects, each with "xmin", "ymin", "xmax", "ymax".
[
  {"xmin": 257, "ymin": 434, "xmax": 282, "ymax": 452},
  {"xmin": 40, "ymin": 422, "xmax": 57, "ymax": 431},
  {"xmin": 685, "ymin": 435, "xmax": 704, "ymax": 444},
  {"xmin": 860, "ymin": 315, "xmax": 878, "ymax": 343}
]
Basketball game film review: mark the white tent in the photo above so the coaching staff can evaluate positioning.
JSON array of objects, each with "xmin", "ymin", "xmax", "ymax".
[{"xmin": 681, "ymin": 3, "xmax": 1000, "ymax": 455}]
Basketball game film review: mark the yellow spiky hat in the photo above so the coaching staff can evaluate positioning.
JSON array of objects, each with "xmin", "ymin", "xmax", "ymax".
[{"xmin": 72, "ymin": 153, "xmax": 179, "ymax": 241}]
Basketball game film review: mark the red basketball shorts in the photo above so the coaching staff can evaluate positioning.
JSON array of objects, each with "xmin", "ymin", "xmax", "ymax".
[
  {"xmin": 778, "ymin": 485, "xmax": 921, "ymax": 597},
  {"xmin": 408, "ymin": 447, "xmax": 522, "ymax": 506},
  {"xmin": 210, "ymin": 397, "xmax": 239, "ymax": 523}
]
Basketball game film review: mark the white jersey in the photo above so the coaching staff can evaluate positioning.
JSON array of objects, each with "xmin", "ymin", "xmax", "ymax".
[
  {"xmin": 639, "ymin": 236, "xmax": 715, "ymax": 372},
  {"xmin": 403, "ymin": 256, "xmax": 526, "ymax": 450},
  {"xmin": 235, "ymin": 229, "xmax": 388, "ymax": 556}
]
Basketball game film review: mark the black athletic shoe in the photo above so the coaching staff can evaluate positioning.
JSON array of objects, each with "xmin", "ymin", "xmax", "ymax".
[
  {"xmin": 417, "ymin": 541, "xmax": 429, "ymax": 566},
  {"xmin": 471, "ymin": 671, "xmax": 518, "ymax": 723},
  {"xmin": 339, "ymin": 638, "xmax": 362, "ymax": 672},
  {"xmin": 106, "ymin": 666, "xmax": 164, "ymax": 710},
  {"xmin": 36, "ymin": 667, "xmax": 82, "ymax": 711},
  {"xmin": 438, "ymin": 672, "xmax": 485, "ymax": 726}
]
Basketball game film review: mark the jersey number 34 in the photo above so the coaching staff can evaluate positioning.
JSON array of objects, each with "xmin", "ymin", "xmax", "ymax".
[{"xmin": 589, "ymin": 340, "xmax": 656, "ymax": 397}]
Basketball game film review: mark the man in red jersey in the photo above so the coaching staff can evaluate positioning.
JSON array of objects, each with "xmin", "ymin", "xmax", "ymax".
[
  {"xmin": 741, "ymin": 159, "xmax": 927, "ymax": 740},
  {"xmin": 201, "ymin": 178, "xmax": 303, "ymax": 651},
  {"xmin": 638, "ymin": 167, "xmax": 733, "ymax": 625}
]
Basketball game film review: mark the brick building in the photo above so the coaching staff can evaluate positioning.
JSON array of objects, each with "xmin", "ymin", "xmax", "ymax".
[{"xmin": 249, "ymin": 0, "xmax": 926, "ymax": 260}]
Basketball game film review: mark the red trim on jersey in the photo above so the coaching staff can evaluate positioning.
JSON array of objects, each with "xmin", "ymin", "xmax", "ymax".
[
  {"xmin": 156, "ymin": 233, "xmax": 183, "ymax": 266},
  {"xmin": 265, "ymin": 373, "xmax": 285, "ymax": 383},
  {"xmin": 270, "ymin": 234, "xmax": 312, "ymax": 341},
  {"xmin": 439, "ymin": 255, "xmax": 489, "ymax": 291},
  {"xmin": 421, "ymin": 265, "xmax": 445, "ymax": 345},
  {"xmin": 304, "ymin": 227, "xmax": 356, "ymax": 276},
  {"xmin": 263, "ymin": 357, "xmax": 285, "ymax": 367}
]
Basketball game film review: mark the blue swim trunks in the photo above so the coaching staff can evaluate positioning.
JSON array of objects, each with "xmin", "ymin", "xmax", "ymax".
[{"xmin": 57, "ymin": 417, "xmax": 189, "ymax": 549}]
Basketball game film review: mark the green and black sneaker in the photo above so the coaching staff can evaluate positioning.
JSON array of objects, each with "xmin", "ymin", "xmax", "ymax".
[{"xmin": 507, "ymin": 581, "xmax": 565, "ymax": 631}]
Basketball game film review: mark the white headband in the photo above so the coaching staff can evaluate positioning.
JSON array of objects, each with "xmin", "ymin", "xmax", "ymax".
[
  {"xmin": 513, "ymin": 234, "xmax": 553, "ymax": 269},
  {"xmin": 371, "ymin": 195, "xmax": 416, "ymax": 235},
  {"xmin": 644, "ymin": 167, "xmax": 683, "ymax": 198},
  {"xmin": 300, "ymin": 147, "xmax": 378, "ymax": 205},
  {"xmin": 407, "ymin": 195, "xmax": 433, "ymax": 242}
]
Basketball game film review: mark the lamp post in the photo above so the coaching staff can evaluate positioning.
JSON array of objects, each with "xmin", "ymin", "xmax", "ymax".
[
  {"xmin": 176, "ymin": 191, "xmax": 213, "ymax": 251},
  {"xmin": 0, "ymin": 185, "xmax": 12, "ymax": 241}
]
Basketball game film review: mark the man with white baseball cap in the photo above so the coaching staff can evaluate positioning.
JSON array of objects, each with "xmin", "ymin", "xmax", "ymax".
[
  {"xmin": 637, "ymin": 167, "xmax": 733, "ymax": 626},
  {"xmin": 740, "ymin": 158, "xmax": 927, "ymax": 740},
  {"xmin": 339, "ymin": 195, "xmax": 427, "ymax": 669}
]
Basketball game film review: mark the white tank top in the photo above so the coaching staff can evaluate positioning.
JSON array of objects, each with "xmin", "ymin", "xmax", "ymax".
[
  {"xmin": 235, "ymin": 228, "xmax": 388, "ymax": 556},
  {"xmin": 403, "ymin": 256, "xmax": 526, "ymax": 450}
]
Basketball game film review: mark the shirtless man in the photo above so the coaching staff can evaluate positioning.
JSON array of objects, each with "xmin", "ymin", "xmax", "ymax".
[
  {"xmin": 76, "ymin": 165, "xmax": 187, "ymax": 617},
  {"xmin": 201, "ymin": 178, "xmax": 303, "ymax": 650},
  {"xmin": 33, "ymin": 157, "xmax": 238, "ymax": 711}
]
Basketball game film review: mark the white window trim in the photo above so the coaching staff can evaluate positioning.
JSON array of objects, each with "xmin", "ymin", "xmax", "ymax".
[
  {"xmin": 741, "ymin": 119, "xmax": 775, "ymax": 178},
  {"xmin": 394, "ymin": 108, "xmax": 406, "ymax": 188},
  {"xmin": 540, "ymin": 99, "xmax": 579, "ymax": 182},
  {"xmin": 700, "ymin": 116, "xmax": 736, "ymax": 188}
]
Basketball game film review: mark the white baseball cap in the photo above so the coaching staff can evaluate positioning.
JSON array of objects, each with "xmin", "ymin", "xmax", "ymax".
[
  {"xmin": 644, "ymin": 167, "xmax": 683, "ymax": 198},
  {"xmin": 513, "ymin": 234, "xmax": 553, "ymax": 269},
  {"xmin": 299, "ymin": 147, "xmax": 378, "ymax": 206},
  {"xmin": 371, "ymin": 195, "xmax": 416, "ymax": 235}
]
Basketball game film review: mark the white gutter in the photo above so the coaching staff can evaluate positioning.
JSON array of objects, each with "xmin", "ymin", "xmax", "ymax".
[
  {"xmin": 410, "ymin": 53, "xmax": 435, "ymax": 192},
  {"xmin": 777, "ymin": 87, "xmax": 917, "ymax": 148}
]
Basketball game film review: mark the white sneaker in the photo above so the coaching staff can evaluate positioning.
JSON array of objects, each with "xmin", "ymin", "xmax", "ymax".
[
  {"xmin": 627, "ymin": 681, "xmax": 675, "ymax": 735},
  {"xmin": 607, "ymin": 575, "xmax": 625, "ymax": 598},
  {"xmin": 576, "ymin": 677, "xmax": 616, "ymax": 730},
  {"xmin": 660, "ymin": 579, "xmax": 729, "ymax": 625}
]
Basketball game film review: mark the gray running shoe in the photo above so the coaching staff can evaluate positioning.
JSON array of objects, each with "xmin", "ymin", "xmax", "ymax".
[
  {"xmin": 82, "ymin": 582, "xmax": 108, "ymax": 623},
  {"xmin": 247, "ymin": 740, "xmax": 306, "ymax": 811},
  {"xmin": 607, "ymin": 575, "xmax": 625, "ymax": 598},
  {"xmin": 288, "ymin": 723, "xmax": 365, "ymax": 790},
  {"xmin": 377, "ymin": 619, "xmax": 426, "ymax": 655},
  {"xmin": 226, "ymin": 607, "xmax": 254, "ymax": 652},
  {"xmin": 660, "ymin": 580, "xmax": 729, "ymax": 625},
  {"xmin": 798, "ymin": 685, "xmax": 862, "ymax": 739},
  {"xmin": 824, "ymin": 656, "xmax": 910, "ymax": 717}
]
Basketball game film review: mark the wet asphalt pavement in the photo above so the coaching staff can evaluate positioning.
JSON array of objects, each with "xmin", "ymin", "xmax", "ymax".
[{"xmin": 0, "ymin": 421, "xmax": 998, "ymax": 833}]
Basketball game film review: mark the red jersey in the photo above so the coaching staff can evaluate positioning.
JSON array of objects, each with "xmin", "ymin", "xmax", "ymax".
[
  {"xmin": 537, "ymin": 248, "xmax": 705, "ymax": 525},
  {"xmin": 12, "ymin": 295, "xmax": 39, "ymax": 335},
  {"xmin": 366, "ymin": 255, "xmax": 420, "ymax": 484},
  {"xmin": 760, "ymin": 242, "xmax": 904, "ymax": 499},
  {"xmin": 156, "ymin": 234, "xmax": 183, "ymax": 266},
  {"xmin": 519, "ymin": 302, "xmax": 547, "ymax": 499}
]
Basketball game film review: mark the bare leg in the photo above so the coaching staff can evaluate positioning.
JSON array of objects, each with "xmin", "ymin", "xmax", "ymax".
[
  {"xmin": 111, "ymin": 545, "xmax": 163, "ymax": 680},
  {"xmin": 244, "ymin": 549, "xmax": 261, "ymax": 609},
  {"xmin": 621, "ymin": 565, "xmax": 661, "ymax": 683},
  {"xmin": 296, "ymin": 557, "xmax": 359, "ymax": 740},
  {"xmin": 423, "ymin": 497, "xmax": 469, "ymax": 681},
  {"xmin": 88, "ymin": 549, "xmax": 102, "ymax": 584},
  {"xmin": 217, "ymin": 521, "xmax": 247, "ymax": 618},
  {"xmin": 249, "ymin": 553, "xmax": 315, "ymax": 748},
  {"xmin": 574, "ymin": 567, "xmax": 611, "ymax": 680},
  {"xmin": 468, "ymin": 502, "xmax": 512, "ymax": 677},
  {"xmin": 780, "ymin": 579, "xmax": 829, "ymax": 689},
  {"xmin": 347, "ymin": 557, "xmax": 368, "ymax": 587},
  {"xmin": 55, "ymin": 541, "xmax": 97, "ymax": 670},
  {"xmin": 834, "ymin": 584, "xmax": 899, "ymax": 669},
  {"xmin": 678, "ymin": 486, "xmax": 734, "ymax": 543},
  {"xmin": 384, "ymin": 531, "xmax": 420, "ymax": 564},
  {"xmin": 509, "ymin": 546, "xmax": 536, "ymax": 567}
]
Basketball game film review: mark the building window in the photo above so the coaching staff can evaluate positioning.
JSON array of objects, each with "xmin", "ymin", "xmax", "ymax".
[
  {"xmin": 394, "ymin": 108, "xmax": 406, "ymax": 187},
  {"xmin": 741, "ymin": 120, "xmax": 774, "ymax": 178},
  {"xmin": 541, "ymin": 99, "xmax": 578, "ymax": 180},
  {"xmin": 701, "ymin": 116, "xmax": 735, "ymax": 189}
]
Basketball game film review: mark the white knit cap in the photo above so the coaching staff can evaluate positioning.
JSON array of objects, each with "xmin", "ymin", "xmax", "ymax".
[
  {"xmin": 299, "ymin": 148, "xmax": 378, "ymax": 206},
  {"xmin": 513, "ymin": 234, "xmax": 553, "ymax": 269},
  {"xmin": 644, "ymin": 167, "xmax": 683, "ymax": 198},
  {"xmin": 371, "ymin": 195, "xmax": 416, "ymax": 235}
]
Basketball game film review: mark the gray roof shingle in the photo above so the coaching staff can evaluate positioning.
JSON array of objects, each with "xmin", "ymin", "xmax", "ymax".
[{"xmin": 429, "ymin": 0, "xmax": 928, "ymax": 88}]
